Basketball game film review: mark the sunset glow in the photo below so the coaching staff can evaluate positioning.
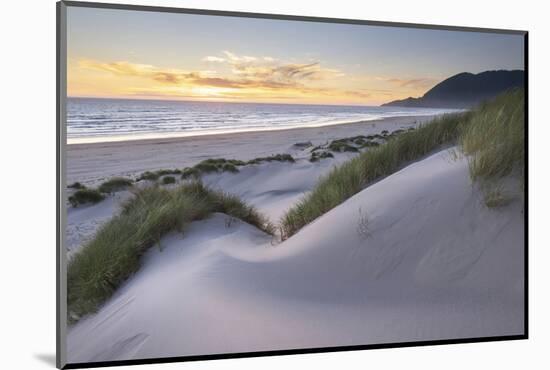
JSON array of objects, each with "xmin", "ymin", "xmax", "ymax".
[{"xmin": 67, "ymin": 7, "xmax": 524, "ymax": 105}]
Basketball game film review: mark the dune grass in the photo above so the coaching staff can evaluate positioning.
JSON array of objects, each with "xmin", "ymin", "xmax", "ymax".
[
  {"xmin": 98, "ymin": 177, "xmax": 133, "ymax": 194},
  {"xmin": 194, "ymin": 158, "xmax": 244, "ymax": 173},
  {"xmin": 161, "ymin": 176, "xmax": 176, "ymax": 184},
  {"xmin": 181, "ymin": 167, "xmax": 201, "ymax": 179},
  {"xmin": 483, "ymin": 186, "xmax": 513, "ymax": 208},
  {"xmin": 68, "ymin": 188, "xmax": 105, "ymax": 207},
  {"xmin": 328, "ymin": 141, "xmax": 359, "ymax": 153},
  {"xmin": 181, "ymin": 155, "xmax": 295, "ymax": 180},
  {"xmin": 68, "ymin": 177, "xmax": 132, "ymax": 207},
  {"xmin": 181, "ymin": 158, "xmax": 244, "ymax": 179},
  {"xmin": 155, "ymin": 169, "xmax": 182, "ymax": 176},
  {"xmin": 312, "ymin": 130, "xmax": 402, "ymax": 156},
  {"xmin": 459, "ymin": 89, "xmax": 524, "ymax": 206},
  {"xmin": 281, "ymin": 112, "xmax": 470, "ymax": 238},
  {"xmin": 247, "ymin": 153, "xmax": 295, "ymax": 164},
  {"xmin": 67, "ymin": 182, "xmax": 274, "ymax": 322},
  {"xmin": 281, "ymin": 89, "xmax": 524, "ymax": 236},
  {"xmin": 137, "ymin": 171, "xmax": 160, "ymax": 181},
  {"xmin": 68, "ymin": 182, "xmax": 85, "ymax": 190},
  {"xmin": 137, "ymin": 169, "xmax": 182, "ymax": 182},
  {"xmin": 310, "ymin": 151, "xmax": 334, "ymax": 162}
]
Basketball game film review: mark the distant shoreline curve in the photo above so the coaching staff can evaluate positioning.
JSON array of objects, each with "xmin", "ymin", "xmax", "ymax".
[{"xmin": 67, "ymin": 113, "xmax": 452, "ymax": 146}]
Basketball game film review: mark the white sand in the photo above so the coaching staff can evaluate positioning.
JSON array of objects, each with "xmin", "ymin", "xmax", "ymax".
[
  {"xmin": 66, "ymin": 191, "xmax": 132, "ymax": 257},
  {"xmin": 67, "ymin": 148, "xmax": 524, "ymax": 363},
  {"xmin": 66, "ymin": 116, "xmax": 408, "ymax": 251},
  {"xmin": 201, "ymin": 152, "xmax": 356, "ymax": 221},
  {"xmin": 66, "ymin": 144, "xmax": 355, "ymax": 253}
]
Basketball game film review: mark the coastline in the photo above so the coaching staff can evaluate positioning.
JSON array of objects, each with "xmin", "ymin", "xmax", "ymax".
[
  {"xmin": 66, "ymin": 93, "xmax": 525, "ymax": 363},
  {"xmin": 67, "ymin": 112, "xmax": 448, "ymax": 145},
  {"xmin": 67, "ymin": 114, "xmax": 435, "ymax": 184}
]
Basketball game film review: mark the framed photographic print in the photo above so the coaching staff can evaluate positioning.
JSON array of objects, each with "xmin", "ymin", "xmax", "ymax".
[{"xmin": 56, "ymin": 1, "xmax": 528, "ymax": 368}]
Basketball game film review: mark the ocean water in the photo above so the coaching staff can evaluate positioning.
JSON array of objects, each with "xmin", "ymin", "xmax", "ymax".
[{"xmin": 67, "ymin": 98, "xmax": 455, "ymax": 144}]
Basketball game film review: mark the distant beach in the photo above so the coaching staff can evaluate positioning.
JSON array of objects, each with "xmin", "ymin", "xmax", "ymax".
[
  {"xmin": 66, "ymin": 93, "xmax": 526, "ymax": 363},
  {"xmin": 67, "ymin": 98, "xmax": 457, "ymax": 144},
  {"xmin": 66, "ymin": 114, "xmax": 435, "ymax": 184}
]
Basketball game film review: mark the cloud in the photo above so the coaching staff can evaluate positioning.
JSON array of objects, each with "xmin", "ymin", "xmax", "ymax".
[
  {"xmin": 378, "ymin": 76, "xmax": 438, "ymax": 90},
  {"xmin": 202, "ymin": 56, "xmax": 226, "ymax": 63},
  {"xmin": 343, "ymin": 90, "xmax": 372, "ymax": 99},
  {"xmin": 222, "ymin": 51, "xmax": 257, "ymax": 63},
  {"xmin": 79, "ymin": 53, "xmax": 345, "ymax": 91},
  {"xmin": 203, "ymin": 51, "xmax": 345, "ymax": 82},
  {"xmin": 78, "ymin": 53, "xmax": 374, "ymax": 102},
  {"xmin": 273, "ymin": 62, "xmax": 343, "ymax": 81},
  {"xmin": 80, "ymin": 60, "xmax": 240, "ymax": 88},
  {"xmin": 79, "ymin": 59, "xmax": 198, "ymax": 84},
  {"xmin": 80, "ymin": 60, "xmax": 154, "ymax": 76}
]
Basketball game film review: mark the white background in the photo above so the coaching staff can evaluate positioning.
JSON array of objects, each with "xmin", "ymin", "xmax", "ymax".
[{"xmin": 1, "ymin": 0, "xmax": 548, "ymax": 369}]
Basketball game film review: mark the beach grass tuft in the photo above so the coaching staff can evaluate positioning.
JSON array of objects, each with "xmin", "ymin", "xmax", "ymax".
[
  {"xmin": 155, "ymin": 169, "xmax": 182, "ymax": 176},
  {"xmin": 195, "ymin": 159, "xmax": 225, "ymax": 173},
  {"xmin": 361, "ymin": 141, "xmax": 380, "ymax": 148},
  {"xmin": 137, "ymin": 171, "xmax": 160, "ymax": 181},
  {"xmin": 181, "ymin": 167, "xmax": 201, "ymax": 180},
  {"xmin": 98, "ymin": 177, "xmax": 133, "ymax": 194},
  {"xmin": 181, "ymin": 158, "xmax": 244, "ymax": 179},
  {"xmin": 222, "ymin": 163, "xmax": 239, "ymax": 173},
  {"xmin": 138, "ymin": 169, "xmax": 182, "ymax": 182},
  {"xmin": 483, "ymin": 186, "xmax": 513, "ymax": 208},
  {"xmin": 67, "ymin": 182, "xmax": 274, "ymax": 322},
  {"xmin": 459, "ymin": 89, "xmax": 524, "ymax": 205},
  {"xmin": 310, "ymin": 151, "xmax": 334, "ymax": 162},
  {"xmin": 312, "ymin": 131, "xmax": 404, "ymax": 155},
  {"xmin": 328, "ymin": 141, "xmax": 359, "ymax": 153},
  {"xmin": 247, "ymin": 153, "xmax": 295, "ymax": 164},
  {"xmin": 68, "ymin": 182, "xmax": 86, "ymax": 190},
  {"xmin": 179, "ymin": 155, "xmax": 295, "ymax": 180},
  {"xmin": 68, "ymin": 188, "xmax": 105, "ymax": 207},
  {"xmin": 161, "ymin": 176, "xmax": 176, "ymax": 184}
]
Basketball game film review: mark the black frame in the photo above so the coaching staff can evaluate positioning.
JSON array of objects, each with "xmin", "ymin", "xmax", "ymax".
[{"xmin": 56, "ymin": 1, "xmax": 529, "ymax": 369}]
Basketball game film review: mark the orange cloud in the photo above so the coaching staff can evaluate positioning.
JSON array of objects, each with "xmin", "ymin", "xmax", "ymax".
[
  {"xmin": 378, "ymin": 76, "xmax": 438, "ymax": 90},
  {"xmin": 71, "ymin": 53, "xmax": 426, "ymax": 104},
  {"xmin": 202, "ymin": 52, "xmax": 344, "ymax": 83},
  {"xmin": 78, "ymin": 54, "xmax": 348, "ymax": 94}
]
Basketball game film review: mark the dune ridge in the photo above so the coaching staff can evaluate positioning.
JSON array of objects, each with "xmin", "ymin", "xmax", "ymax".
[{"xmin": 67, "ymin": 148, "xmax": 524, "ymax": 363}]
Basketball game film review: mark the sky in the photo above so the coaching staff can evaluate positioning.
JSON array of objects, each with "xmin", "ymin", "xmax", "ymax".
[{"xmin": 67, "ymin": 6, "xmax": 525, "ymax": 106}]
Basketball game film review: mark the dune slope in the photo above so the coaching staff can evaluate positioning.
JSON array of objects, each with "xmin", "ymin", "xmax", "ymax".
[
  {"xmin": 65, "ymin": 153, "xmax": 354, "ymax": 254},
  {"xmin": 201, "ymin": 152, "xmax": 356, "ymax": 221},
  {"xmin": 67, "ymin": 148, "xmax": 524, "ymax": 363}
]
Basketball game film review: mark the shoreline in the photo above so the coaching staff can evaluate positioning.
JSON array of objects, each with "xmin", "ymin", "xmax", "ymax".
[
  {"xmin": 67, "ymin": 115, "xmax": 436, "ymax": 184},
  {"xmin": 67, "ymin": 114, "xmax": 444, "ymax": 146}
]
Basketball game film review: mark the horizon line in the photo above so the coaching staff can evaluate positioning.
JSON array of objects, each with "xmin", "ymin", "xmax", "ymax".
[{"xmin": 66, "ymin": 95, "xmax": 390, "ymax": 108}]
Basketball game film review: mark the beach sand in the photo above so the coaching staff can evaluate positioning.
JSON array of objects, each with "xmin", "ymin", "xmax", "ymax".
[
  {"xmin": 66, "ymin": 115, "xmax": 431, "ymax": 254},
  {"xmin": 67, "ymin": 148, "xmax": 524, "ymax": 363},
  {"xmin": 67, "ymin": 115, "xmax": 432, "ymax": 185},
  {"xmin": 65, "ymin": 113, "xmax": 524, "ymax": 363}
]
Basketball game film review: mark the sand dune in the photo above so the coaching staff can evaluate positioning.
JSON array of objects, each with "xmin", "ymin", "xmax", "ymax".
[
  {"xmin": 66, "ymin": 138, "xmax": 356, "ymax": 252},
  {"xmin": 201, "ymin": 152, "xmax": 356, "ymax": 221},
  {"xmin": 67, "ymin": 148, "xmax": 524, "ymax": 363},
  {"xmin": 66, "ymin": 191, "xmax": 132, "ymax": 257}
]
